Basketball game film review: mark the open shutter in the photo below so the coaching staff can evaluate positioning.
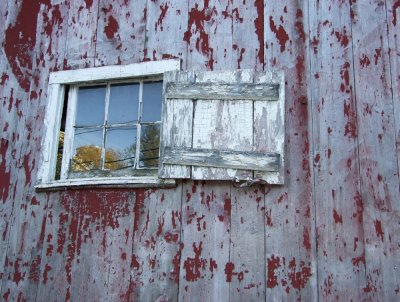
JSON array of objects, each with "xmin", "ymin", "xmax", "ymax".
[{"xmin": 159, "ymin": 69, "xmax": 285, "ymax": 184}]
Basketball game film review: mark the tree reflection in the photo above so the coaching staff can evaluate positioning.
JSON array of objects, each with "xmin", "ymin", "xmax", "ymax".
[{"xmin": 140, "ymin": 124, "xmax": 160, "ymax": 168}]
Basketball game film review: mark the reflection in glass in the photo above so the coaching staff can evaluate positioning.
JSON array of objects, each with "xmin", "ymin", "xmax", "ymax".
[
  {"xmin": 108, "ymin": 83, "xmax": 139, "ymax": 125},
  {"xmin": 139, "ymin": 124, "xmax": 160, "ymax": 168},
  {"xmin": 105, "ymin": 127, "xmax": 136, "ymax": 170},
  {"xmin": 75, "ymin": 86, "xmax": 106, "ymax": 126},
  {"xmin": 71, "ymin": 128, "xmax": 103, "ymax": 171},
  {"xmin": 142, "ymin": 81, "xmax": 163, "ymax": 122}
]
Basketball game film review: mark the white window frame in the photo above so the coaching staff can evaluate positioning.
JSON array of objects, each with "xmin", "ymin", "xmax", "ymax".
[{"xmin": 36, "ymin": 60, "xmax": 180, "ymax": 191}]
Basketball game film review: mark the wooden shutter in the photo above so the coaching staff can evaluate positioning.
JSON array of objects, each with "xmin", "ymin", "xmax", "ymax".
[{"xmin": 159, "ymin": 70, "xmax": 285, "ymax": 184}]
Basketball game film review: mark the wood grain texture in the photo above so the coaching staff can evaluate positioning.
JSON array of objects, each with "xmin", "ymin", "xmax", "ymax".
[
  {"xmin": 308, "ymin": 0, "xmax": 367, "ymax": 299},
  {"xmin": 264, "ymin": 1, "xmax": 317, "ymax": 301},
  {"xmin": 351, "ymin": 0, "xmax": 400, "ymax": 300}
]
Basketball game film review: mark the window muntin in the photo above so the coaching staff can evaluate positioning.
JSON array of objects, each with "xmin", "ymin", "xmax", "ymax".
[{"xmin": 63, "ymin": 79, "xmax": 163, "ymax": 179}]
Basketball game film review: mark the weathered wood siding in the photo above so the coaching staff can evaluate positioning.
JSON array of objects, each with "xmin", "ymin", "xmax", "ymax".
[{"xmin": 0, "ymin": 1, "xmax": 399, "ymax": 301}]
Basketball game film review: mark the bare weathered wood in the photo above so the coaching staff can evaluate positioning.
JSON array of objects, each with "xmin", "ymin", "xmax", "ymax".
[
  {"xmin": 163, "ymin": 147, "xmax": 280, "ymax": 172},
  {"xmin": 351, "ymin": 0, "xmax": 400, "ymax": 300},
  {"xmin": 309, "ymin": 0, "xmax": 367, "ymax": 299},
  {"xmin": 165, "ymin": 82, "xmax": 279, "ymax": 100}
]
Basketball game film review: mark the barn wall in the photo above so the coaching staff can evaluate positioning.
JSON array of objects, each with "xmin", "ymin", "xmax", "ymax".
[{"xmin": 0, "ymin": 0, "xmax": 399, "ymax": 301}]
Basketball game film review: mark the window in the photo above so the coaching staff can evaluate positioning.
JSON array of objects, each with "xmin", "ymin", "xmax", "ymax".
[
  {"xmin": 37, "ymin": 60, "xmax": 180, "ymax": 190},
  {"xmin": 37, "ymin": 63, "xmax": 285, "ymax": 190}
]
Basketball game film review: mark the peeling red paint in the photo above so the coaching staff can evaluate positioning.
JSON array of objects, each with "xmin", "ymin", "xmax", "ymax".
[
  {"xmin": 1, "ymin": 73, "xmax": 9, "ymax": 85},
  {"xmin": 267, "ymin": 255, "xmax": 280, "ymax": 288},
  {"xmin": 333, "ymin": 209, "xmax": 343, "ymax": 224},
  {"xmin": 334, "ymin": 27, "xmax": 349, "ymax": 48},
  {"xmin": 42, "ymin": 263, "xmax": 52, "ymax": 284},
  {"xmin": 353, "ymin": 191, "xmax": 364, "ymax": 224},
  {"xmin": 0, "ymin": 139, "xmax": 11, "ymax": 203},
  {"xmin": 303, "ymin": 227, "xmax": 311, "ymax": 252},
  {"xmin": 393, "ymin": 1, "xmax": 400, "ymax": 25},
  {"xmin": 295, "ymin": 9, "xmax": 306, "ymax": 43},
  {"xmin": 266, "ymin": 208, "xmax": 273, "ymax": 226},
  {"xmin": 4, "ymin": 0, "xmax": 51, "ymax": 91},
  {"xmin": 225, "ymin": 262, "xmax": 235, "ymax": 282},
  {"xmin": 183, "ymin": 2, "xmax": 215, "ymax": 69},
  {"xmin": 374, "ymin": 220, "xmax": 384, "ymax": 241},
  {"xmin": 374, "ymin": 48, "xmax": 382, "ymax": 65},
  {"xmin": 254, "ymin": 0, "xmax": 265, "ymax": 66},
  {"xmin": 343, "ymin": 99, "xmax": 357, "ymax": 139},
  {"xmin": 288, "ymin": 258, "xmax": 312, "ymax": 290},
  {"xmin": 104, "ymin": 15, "xmax": 119, "ymax": 39},
  {"xmin": 156, "ymin": 3, "xmax": 169, "ymax": 31},
  {"xmin": 183, "ymin": 242, "xmax": 206, "ymax": 282},
  {"xmin": 269, "ymin": 16, "xmax": 289, "ymax": 52},
  {"xmin": 360, "ymin": 54, "xmax": 371, "ymax": 68}
]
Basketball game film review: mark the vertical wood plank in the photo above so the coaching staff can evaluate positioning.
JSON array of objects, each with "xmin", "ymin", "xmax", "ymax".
[
  {"xmin": 264, "ymin": 1, "xmax": 317, "ymax": 301},
  {"xmin": 178, "ymin": 181, "xmax": 231, "ymax": 302},
  {"xmin": 185, "ymin": 0, "xmax": 233, "ymax": 71},
  {"xmin": 230, "ymin": 187, "xmax": 265, "ymax": 301},
  {"xmin": 95, "ymin": 0, "xmax": 146, "ymax": 66},
  {"xmin": 308, "ymin": 1, "xmax": 367, "ymax": 300},
  {"xmin": 232, "ymin": 0, "xmax": 264, "ymax": 71},
  {"xmin": 351, "ymin": 0, "xmax": 400, "ymax": 300},
  {"xmin": 129, "ymin": 188, "xmax": 182, "ymax": 301},
  {"xmin": 1, "ymin": 1, "xmax": 69, "ymax": 300},
  {"xmin": 68, "ymin": 191, "xmax": 134, "ymax": 302},
  {"xmin": 191, "ymin": 70, "xmax": 253, "ymax": 180},
  {"xmin": 65, "ymin": 0, "xmax": 99, "ymax": 68},
  {"xmin": 144, "ymin": 0, "xmax": 188, "ymax": 64}
]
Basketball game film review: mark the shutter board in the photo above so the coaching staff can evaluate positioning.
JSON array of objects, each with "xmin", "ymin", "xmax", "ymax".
[
  {"xmin": 192, "ymin": 70, "xmax": 254, "ymax": 180},
  {"xmin": 165, "ymin": 82, "xmax": 280, "ymax": 100},
  {"xmin": 160, "ymin": 69, "xmax": 285, "ymax": 184},
  {"xmin": 163, "ymin": 147, "xmax": 280, "ymax": 171},
  {"xmin": 253, "ymin": 71, "xmax": 285, "ymax": 184},
  {"xmin": 159, "ymin": 71, "xmax": 194, "ymax": 178}
]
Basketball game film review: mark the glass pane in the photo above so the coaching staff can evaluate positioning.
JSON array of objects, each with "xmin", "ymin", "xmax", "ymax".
[
  {"xmin": 142, "ymin": 81, "xmax": 163, "ymax": 122},
  {"xmin": 75, "ymin": 86, "xmax": 106, "ymax": 126},
  {"xmin": 108, "ymin": 83, "xmax": 139, "ymax": 125},
  {"xmin": 105, "ymin": 127, "xmax": 136, "ymax": 170},
  {"xmin": 71, "ymin": 128, "xmax": 103, "ymax": 171},
  {"xmin": 139, "ymin": 124, "xmax": 160, "ymax": 168}
]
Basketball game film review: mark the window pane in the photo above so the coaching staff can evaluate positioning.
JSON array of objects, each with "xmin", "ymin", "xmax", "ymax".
[
  {"xmin": 105, "ymin": 127, "xmax": 136, "ymax": 170},
  {"xmin": 75, "ymin": 86, "xmax": 106, "ymax": 126},
  {"xmin": 139, "ymin": 124, "xmax": 160, "ymax": 168},
  {"xmin": 71, "ymin": 128, "xmax": 103, "ymax": 171},
  {"xmin": 108, "ymin": 83, "xmax": 139, "ymax": 125},
  {"xmin": 142, "ymin": 81, "xmax": 163, "ymax": 122}
]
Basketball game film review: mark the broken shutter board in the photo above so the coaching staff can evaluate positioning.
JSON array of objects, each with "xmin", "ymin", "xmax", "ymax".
[
  {"xmin": 191, "ymin": 70, "xmax": 254, "ymax": 180},
  {"xmin": 159, "ymin": 71, "xmax": 195, "ymax": 179},
  {"xmin": 253, "ymin": 71, "xmax": 285, "ymax": 184},
  {"xmin": 163, "ymin": 147, "xmax": 280, "ymax": 172},
  {"xmin": 165, "ymin": 82, "xmax": 279, "ymax": 100}
]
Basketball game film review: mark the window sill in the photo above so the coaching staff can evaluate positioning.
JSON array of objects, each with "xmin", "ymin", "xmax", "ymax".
[{"xmin": 35, "ymin": 176, "xmax": 177, "ymax": 192}]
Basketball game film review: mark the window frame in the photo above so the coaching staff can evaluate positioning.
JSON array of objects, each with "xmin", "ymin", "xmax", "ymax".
[{"xmin": 36, "ymin": 60, "xmax": 180, "ymax": 191}]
